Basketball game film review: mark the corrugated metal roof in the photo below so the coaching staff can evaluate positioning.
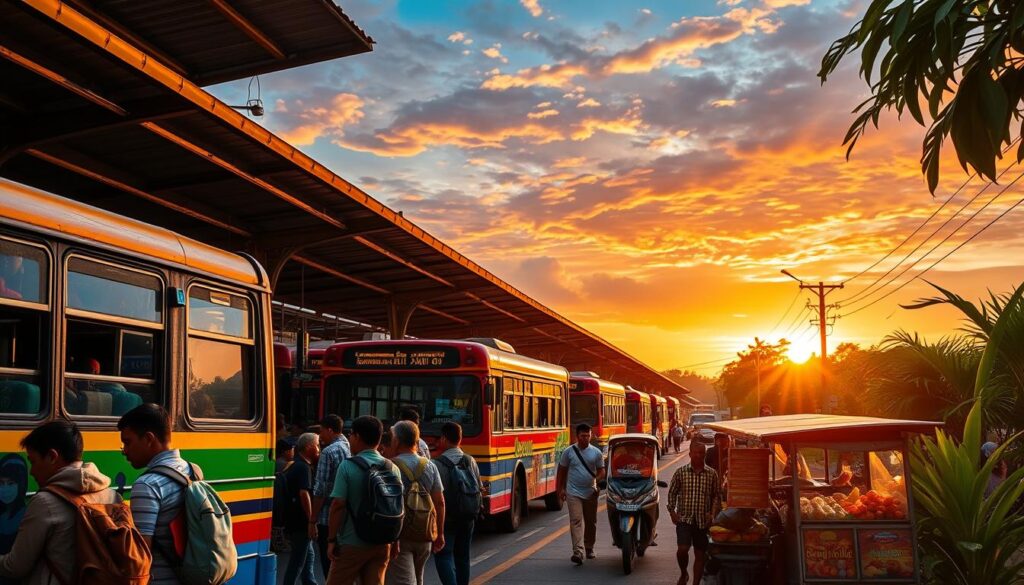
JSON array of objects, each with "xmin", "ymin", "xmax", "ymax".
[{"xmin": 704, "ymin": 414, "xmax": 942, "ymax": 443}]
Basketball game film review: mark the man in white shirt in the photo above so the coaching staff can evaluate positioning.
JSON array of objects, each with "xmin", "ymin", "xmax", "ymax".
[{"xmin": 556, "ymin": 423, "xmax": 606, "ymax": 565}]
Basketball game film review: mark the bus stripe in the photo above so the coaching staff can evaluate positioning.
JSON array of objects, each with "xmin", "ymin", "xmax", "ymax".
[{"xmin": 233, "ymin": 517, "xmax": 272, "ymax": 545}]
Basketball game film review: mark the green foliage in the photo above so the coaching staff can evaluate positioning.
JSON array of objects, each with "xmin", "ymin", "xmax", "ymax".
[
  {"xmin": 819, "ymin": 0, "xmax": 1024, "ymax": 192},
  {"xmin": 910, "ymin": 282, "xmax": 1024, "ymax": 584}
]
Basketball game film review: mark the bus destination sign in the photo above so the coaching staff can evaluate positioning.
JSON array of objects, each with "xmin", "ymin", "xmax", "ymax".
[{"xmin": 343, "ymin": 346, "xmax": 461, "ymax": 369}]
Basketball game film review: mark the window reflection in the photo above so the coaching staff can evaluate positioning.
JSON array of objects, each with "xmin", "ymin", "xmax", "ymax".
[
  {"xmin": 187, "ymin": 336, "xmax": 253, "ymax": 421},
  {"xmin": 67, "ymin": 258, "xmax": 161, "ymax": 323},
  {"xmin": 0, "ymin": 240, "xmax": 46, "ymax": 305}
]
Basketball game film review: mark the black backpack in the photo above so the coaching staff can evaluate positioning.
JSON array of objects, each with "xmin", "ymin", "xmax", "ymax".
[
  {"xmin": 271, "ymin": 470, "xmax": 289, "ymax": 528},
  {"xmin": 348, "ymin": 456, "xmax": 405, "ymax": 544},
  {"xmin": 436, "ymin": 455, "xmax": 482, "ymax": 521}
]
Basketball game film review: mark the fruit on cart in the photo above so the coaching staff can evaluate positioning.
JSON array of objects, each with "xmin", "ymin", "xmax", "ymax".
[
  {"xmin": 800, "ymin": 496, "xmax": 850, "ymax": 521},
  {"xmin": 709, "ymin": 526, "xmax": 734, "ymax": 542},
  {"xmin": 837, "ymin": 489, "xmax": 908, "ymax": 520},
  {"xmin": 709, "ymin": 519, "xmax": 768, "ymax": 543}
]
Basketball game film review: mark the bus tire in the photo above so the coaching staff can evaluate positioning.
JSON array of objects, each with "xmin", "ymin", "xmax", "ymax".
[
  {"xmin": 498, "ymin": 472, "xmax": 524, "ymax": 532},
  {"xmin": 543, "ymin": 490, "xmax": 563, "ymax": 511}
]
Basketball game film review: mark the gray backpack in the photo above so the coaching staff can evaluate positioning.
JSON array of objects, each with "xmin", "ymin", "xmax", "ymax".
[{"xmin": 146, "ymin": 465, "xmax": 238, "ymax": 585}]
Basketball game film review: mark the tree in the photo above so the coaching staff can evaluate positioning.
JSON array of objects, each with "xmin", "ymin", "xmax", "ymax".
[
  {"xmin": 717, "ymin": 338, "xmax": 799, "ymax": 416},
  {"xmin": 819, "ymin": 0, "xmax": 1024, "ymax": 192}
]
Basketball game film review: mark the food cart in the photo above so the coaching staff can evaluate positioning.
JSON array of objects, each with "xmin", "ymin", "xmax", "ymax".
[{"xmin": 702, "ymin": 414, "xmax": 941, "ymax": 585}]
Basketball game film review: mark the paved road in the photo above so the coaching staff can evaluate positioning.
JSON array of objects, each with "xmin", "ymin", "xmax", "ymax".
[{"xmin": 425, "ymin": 444, "xmax": 695, "ymax": 585}]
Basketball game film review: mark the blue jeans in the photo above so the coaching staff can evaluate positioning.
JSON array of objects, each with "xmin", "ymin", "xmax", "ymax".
[
  {"xmin": 283, "ymin": 531, "xmax": 318, "ymax": 585},
  {"xmin": 434, "ymin": 519, "xmax": 474, "ymax": 585}
]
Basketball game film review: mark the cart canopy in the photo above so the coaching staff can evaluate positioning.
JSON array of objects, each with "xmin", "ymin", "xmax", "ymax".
[{"xmin": 703, "ymin": 414, "xmax": 941, "ymax": 444}]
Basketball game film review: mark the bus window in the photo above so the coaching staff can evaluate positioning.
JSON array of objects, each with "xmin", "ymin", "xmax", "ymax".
[
  {"xmin": 65, "ymin": 258, "xmax": 161, "ymax": 417},
  {"xmin": 502, "ymin": 378, "xmax": 514, "ymax": 429},
  {"xmin": 627, "ymin": 402, "xmax": 639, "ymax": 427},
  {"xmin": 571, "ymin": 394, "xmax": 598, "ymax": 426},
  {"xmin": 0, "ymin": 238, "xmax": 47, "ymax": 416},
  {"xmin": 187, "ymin": 286, "xmax": 255, "ymax": 422}
]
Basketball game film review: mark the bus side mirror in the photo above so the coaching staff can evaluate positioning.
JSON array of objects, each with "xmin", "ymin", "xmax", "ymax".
[{"xmin": 657, "ymin": 480, "xmax": 668, "ymax": 488}]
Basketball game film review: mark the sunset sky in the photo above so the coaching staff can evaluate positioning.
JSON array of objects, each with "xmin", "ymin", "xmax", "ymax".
[{"xmin": 213, "ymin": 0, "xmax": 1024, "ymax": 374}]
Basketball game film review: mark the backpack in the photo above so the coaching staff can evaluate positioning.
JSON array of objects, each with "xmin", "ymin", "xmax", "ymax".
[
  {"xmin": 271, "ymin": 470, "xmax": 289, "ymax": 528},
  {"xmin": 42, "ymin": 485, "xmax": 151, "ymax": 585},
  {"xmin": 436, "ymin": 455, "xmax": 482, "ymax": 521},
  {"xmin": 348, "ymin": 456, "xmax": 405, "ymax": 544},
  {"xmin": 394, "ymin": 457, "xmax": 437, "ymax": 543},
  {"xmin": 145, "ymin": 465, "xmax": 238, "ymax": 585}
]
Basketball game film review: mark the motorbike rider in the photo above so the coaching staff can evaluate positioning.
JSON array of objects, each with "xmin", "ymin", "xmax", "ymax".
[
  {"xmin": 556, "ymin": 423, "xmax": 606, "ymax": 566},
  {"xmin": 667, "ymin": 441, "xmax": 721, "ymax": 585}
]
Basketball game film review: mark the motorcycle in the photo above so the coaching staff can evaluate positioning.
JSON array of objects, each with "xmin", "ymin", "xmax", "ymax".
[{"xmin": 601, "ymin": 433, "xmax": 668, "ymax": 574}]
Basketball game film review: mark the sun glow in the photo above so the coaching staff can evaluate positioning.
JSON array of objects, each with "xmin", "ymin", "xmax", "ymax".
[{"xmin": 788, "ymin": 337, "xmax": 817, "ymax": 364}]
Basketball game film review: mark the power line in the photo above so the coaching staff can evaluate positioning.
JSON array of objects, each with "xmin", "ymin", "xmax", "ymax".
[
  {"xmin": 839, "ymin": 158, "xmax": 1019, "ymax": 306},
  {"xmin": 677, "ymin": 356, "xmax": 734, "ymax": 370},
  {"xmin": 840, "ymin": 165, "xmax": 1023, "ymax": 312},
  {"xmin": 781, "ymin": 303, "xmax": 814, "ymax": 339},
  {"xmin": 839, "ymin": 137, "xmax": 1021, "ymax": 288},
  {"xmin": 841, "ymin": 170, "xmax": 1024, "ymax": 317},
  {"xmin": 767, "ymin": 289, "xmax": 805, "ymax": 338}
]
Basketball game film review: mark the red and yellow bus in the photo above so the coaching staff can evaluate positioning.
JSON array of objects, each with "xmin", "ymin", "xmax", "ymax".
[
  {"xmin": 319, "ymin": 338, "xmax": 570, "ymax": 531},
  {"xmin": 650, "ymin": 393, "xmax": 669, "ymax": 456},
  {"xmin": 626, "ymin": 387, "xmax": 653, "ymax": 439},
  {"xmin": 667, "ymin": 395, "xmax": 681, "ymax": 428},
  {"xmin": 0, "ymin": 179, "xmax": 276, "ymax": 583},
  {"xmin": 569, "ymin": 372, "xmax": 627, "ymax": 452},
  {"xmin": 273, "ymin": 343, "xmax": 324, "ymax": 428}
]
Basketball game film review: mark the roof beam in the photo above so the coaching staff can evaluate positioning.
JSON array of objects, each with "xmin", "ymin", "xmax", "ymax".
[
  {"xmin": 141, "ymin": 122, "xmax": 346, "ymax": 231},
  {"xmin": 60, "ymin": 0, "xmax": 190, "ymax": 77},
  {"xmin": 416, "ymin": 305, "xmax": 470, "ymax": 326},
  {"xmin": 0, "ymin": 44, "xmax": 125, "ymax": 115},
  {"xmin": 23, "ymin": 147, "xmax": 252, "ymax": 237},
  {"xmin": 353, "ymin": 236, "xmax": 454, "ymax": 288},
  {"xmin": 293, "ymin": 255, "xmax": 389, "ymax": 295},
  {"xmin": 206, "ymin": 0, "xmax": 287, "ymax": 60}
]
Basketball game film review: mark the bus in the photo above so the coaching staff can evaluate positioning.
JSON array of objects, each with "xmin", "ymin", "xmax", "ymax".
[
  {"xmin": 569, "ymin": 371, "xmax": 627, "ymax": 453},
  {"xmin": 0, "ymin": 179, "xmax": 276, "ymax": 583},
  {"xmin": 650, "ymin": 393, "xmax": 668, "ymax": 457},
  {"xmin": 273, "ymin": 343, "xmax": 325, "ymax": 430},
  {"xmin": 625, "ymin": 387, "xmax": 653, "ymax": 440},
  {"xmin": 667, "ymin": 395, "xmax": 681, "ymax": 428},
  {"xmin": 319, "ymin": 338, "xmax": 570, "ymax": 531}
]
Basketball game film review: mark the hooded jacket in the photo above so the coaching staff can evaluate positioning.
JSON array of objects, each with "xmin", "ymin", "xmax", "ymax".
[{"xmin": 0, "ymin": 461, "xmax": 121, "ymax": 585}]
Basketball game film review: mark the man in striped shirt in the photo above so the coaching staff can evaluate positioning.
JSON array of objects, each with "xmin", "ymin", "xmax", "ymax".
[
  {"xmin": 119, "ymin": 404, "xmax": 199, "ymax": 585},
  {"xmin": 667, "ymin": 441, "xmax": 721, "ymax": 585}
]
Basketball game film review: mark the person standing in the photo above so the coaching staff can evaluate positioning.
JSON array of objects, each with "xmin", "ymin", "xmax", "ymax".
[
  {"xmin": 119, "ymin": 403, "xmax": 200, "ymax": 585},
  {"xmin": 326, "ymin": 416, "xmax": 402, "ymax": 585},
  {"xmin": 556, "ymin": 423, "xmax": 606, "ymax": 565},
  {"xmin": 282, "ymin": 433, "xmax": 321, "ymax": 585},
  {"xmin": 399, "ymin": 409, "xmax": 432, "ymax": 458},
  {"xmin": 667, "ymin": 441, "xmax": 721, "ymax": 585},
  {"xmin": 0, "ymin": 421, "xmax": 129, "ymax": 585},
  {"xmin": 313, "ymin": 414, "xmax": 351, "ymax": 578},
  {"xmin": 386, "ymin": 421, "xmax": 446, "ymax": 585},
  {"xmin": 432, "ymin": 422, "xmax": 481, "ymax": 585}
]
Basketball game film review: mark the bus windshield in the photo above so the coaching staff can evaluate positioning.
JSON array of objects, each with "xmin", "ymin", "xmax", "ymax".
[
  {"xmin": 323, "ymin": 374, "xmax": 482, "ymax": 436},
  {"xmin": 570, "ymin": 395, "xmax": 598, "ymax": 426}
]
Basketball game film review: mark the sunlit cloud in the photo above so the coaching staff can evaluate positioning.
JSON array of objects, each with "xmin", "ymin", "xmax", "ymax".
[{"xmin": 521, "ymin": 0, "xmax": 544, "ymax": 18}]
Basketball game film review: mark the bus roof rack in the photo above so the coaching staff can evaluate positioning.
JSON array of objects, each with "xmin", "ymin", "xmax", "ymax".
[
  {"xmin": 463, "ymin": 338, "xmax": 516, "ymax": 353},
  {"xmin": 570, "ymin": 371, "xmax": 601, "ymax": 378}
]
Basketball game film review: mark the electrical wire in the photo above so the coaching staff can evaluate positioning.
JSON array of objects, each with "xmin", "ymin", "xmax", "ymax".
[
  {"xmin": 840, "ymin": 165, "xmax": 1024, "ymax": 313},
  {"xmin": 841, "ymin": 170, "xmax": 1024, "ymax": 317},
  {"xmin": 767, "ymin": 289, "xmax": 805, "ymax": 338}
]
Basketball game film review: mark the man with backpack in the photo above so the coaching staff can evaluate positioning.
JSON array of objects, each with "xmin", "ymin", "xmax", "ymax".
[
  {"xmin": 386, "ymin": 421, "xmax": 445, "ymax": 585},
  {"xmin": 0, "ymin": 420, "xmax": 147, "ymax": 585},
  {"xmin": 326, "ymin": 415, "xmax": 404, "ymax": 585},
  {"xmin": 313, "ymin": 415, "xmax": 351, "ymax": 578},
  {"xmin": 398, "ymin": 409, "xmax": 431, "ymax": 458},
  {"xmin": 119, "ymin": 403, "xmax": 236, "ymax": 585},
  {"xmin": 556, "ymin": 423, "xmax": 605, "ymax": 565},
  {"xmin": 432, "ymin": 422, "xmax": 481, "ymax": 585},
  {"xmin": 282, "ymin": 433, "xmax": 321, "ymax": 585}
]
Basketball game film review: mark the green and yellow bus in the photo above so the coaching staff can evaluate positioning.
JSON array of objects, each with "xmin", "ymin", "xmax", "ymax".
[{"xmin": 0, "ymin": 179, "xmax": 276, "ymax": 584}]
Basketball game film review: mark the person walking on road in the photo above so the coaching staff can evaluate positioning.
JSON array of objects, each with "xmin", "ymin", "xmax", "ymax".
[
  {"xmin": 386, "ymin": 421, "xmax": 446, "ymax": 585},
  {"xmin": 313, "ymin": 414, "xmax": 351, "ymax": 578},
  {"xmin": 282, "ymin": 433, "xmax": 321, "ymax": 585},
  {"xmin": 556, "ymin": 423, "xmax": 606, "ymax": 565},
  {"xmin": 667, "ymin": 441, "xmax": 721, "ymax": 585},
  {"xmin": 433, "ymin": 422, "xmax": 482, "ymax": 585},
  {"xmin": 672, "ymin": 422, "xmax": 685, "ymax": 453}
]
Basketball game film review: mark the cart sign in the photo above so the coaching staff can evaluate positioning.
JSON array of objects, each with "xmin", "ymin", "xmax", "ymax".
[
  {"xmin": 803, "ymin": 529, "xmax": 856, "ymax": 580},
  {"xmin": 858, "ymin": 528, "xmax": 914, "ymax": 580},
  {"xmin": 727, "ymin": 448, "xmax": 770, "ymax": 508}
]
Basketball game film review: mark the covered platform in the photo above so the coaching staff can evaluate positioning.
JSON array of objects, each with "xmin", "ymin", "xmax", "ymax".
[{"xmin": 0, "ymin": 0, "xmax": 686, "ymax": 395}]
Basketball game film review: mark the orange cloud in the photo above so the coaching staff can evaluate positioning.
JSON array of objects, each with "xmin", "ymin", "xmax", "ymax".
[
  {"xmin": 483, "ymin": 63, "xmax": 589, "ymax": 90},
  {"xmin": 338, "ymin": 121, "xmax": 565, "ymax": 157},
  {"xmin": 521, "ymin": 0, "xmax": 543, "ymax": 17},
  {"xmin": 274, "ymin": 93, "xmax": 365, "ymax": 146},
  {"xmin": 528, "ymin": 109, "xmax": 560, "ymax": 119}
]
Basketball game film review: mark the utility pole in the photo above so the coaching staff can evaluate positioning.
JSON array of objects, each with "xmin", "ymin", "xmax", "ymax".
[{"xmin": 781, "ymin": 270, "xmax": 843, "ymax": 411}]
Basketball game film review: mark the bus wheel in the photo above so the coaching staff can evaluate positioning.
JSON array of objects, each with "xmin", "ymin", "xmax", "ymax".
[
  {"xmin": 543, "ymin": 490, "xmax": 563, "ymax": 511},
  {"xmin": 498, "ymin": 474, "xmax": 523, "ymax": 532}
]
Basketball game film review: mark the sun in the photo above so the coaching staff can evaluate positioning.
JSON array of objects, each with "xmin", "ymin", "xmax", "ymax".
[{"xmin": 788, "ymin": 337, "xmax": 817, "ymax": 364}]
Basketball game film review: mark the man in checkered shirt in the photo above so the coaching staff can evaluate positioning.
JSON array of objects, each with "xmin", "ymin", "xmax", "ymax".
[{"xmin": 667, "ymin": 441, "xmax": 721, "ymax": 585}]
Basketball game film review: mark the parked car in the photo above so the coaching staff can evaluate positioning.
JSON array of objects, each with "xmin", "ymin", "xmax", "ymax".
[{"xmin": 686, "ymin": 412, "xmax": 718, "ymax": 442}]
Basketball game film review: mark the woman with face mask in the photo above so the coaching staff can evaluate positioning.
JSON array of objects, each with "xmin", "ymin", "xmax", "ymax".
[{"xmin": 0, "ymin": 453, "xmax": 28, "ymax": 585}]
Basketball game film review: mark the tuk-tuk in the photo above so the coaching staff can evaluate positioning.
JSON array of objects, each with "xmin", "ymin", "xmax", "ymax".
[
  {"xmin": 603, "ymin": 433, "xmax": 667, "ymax": 574},
  {"xmin": 701, "ymin": 414, "xmax": 940, "ymax": 584}
]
